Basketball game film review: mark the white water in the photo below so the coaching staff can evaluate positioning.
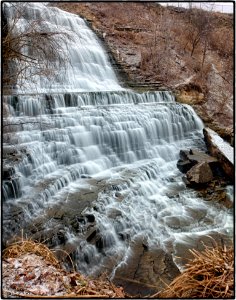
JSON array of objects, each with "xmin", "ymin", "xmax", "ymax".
[
  {"xmin": 3, "ymin": 3, "xmax": 122, "ymax": 94},
  {"xmin": 3, "ymin": 3, "xmax": 232, "ymax": 279}
]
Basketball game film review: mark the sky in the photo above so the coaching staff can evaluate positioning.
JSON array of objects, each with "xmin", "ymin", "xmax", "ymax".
[{"xmin": 159, "ymin": 2, "xmax": 234, "ymax": 13}]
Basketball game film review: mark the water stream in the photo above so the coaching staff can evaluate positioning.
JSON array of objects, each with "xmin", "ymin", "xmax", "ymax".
[{"xmin": 3, "ymin": 3, "xmax": 232, "ymax": 293}]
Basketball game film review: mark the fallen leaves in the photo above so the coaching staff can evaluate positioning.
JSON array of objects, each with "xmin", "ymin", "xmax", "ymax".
[
  {"xmin": 3, "ymin": 254, "xmax": 67, "ymax": 297},
  {"xmin": 2, "ymin": 240, "xmax": 128, "ymax": 298}
]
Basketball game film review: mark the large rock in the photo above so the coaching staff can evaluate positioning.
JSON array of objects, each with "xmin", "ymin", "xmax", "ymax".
[
  {"xmin": 177, "ymin": 159, "xmax": 195, "ymax": 173},
  {"xmin": 177, "ymin": 149, "xmax": 218, "ymax": 174},
  {"xmin": 186, "ymin": 161, "xmax": 213, "ymax": 185},
  {"xmin": 203, "ymin": 128, "xmax": 234, "ymax": 181}
]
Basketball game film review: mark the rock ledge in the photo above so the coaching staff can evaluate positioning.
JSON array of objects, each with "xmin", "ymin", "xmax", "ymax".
[{"xmin": 203, "ymin": 128, "xmax": 234, "ymax": 181}]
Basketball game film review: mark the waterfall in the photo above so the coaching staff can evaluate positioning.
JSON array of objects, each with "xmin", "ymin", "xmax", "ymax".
[
  {"xmin": 3, "ymin": 2, "xmax": 232, "ymax": 287},
  {"xmin": 3, "ymin": 2, "xmax": 122, "ymax": 94}
]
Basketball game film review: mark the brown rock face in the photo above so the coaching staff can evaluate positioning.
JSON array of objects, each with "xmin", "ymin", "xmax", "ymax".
[{"xmin": 186, "ymin": 161, "xmax": 213, "ymax": 184}]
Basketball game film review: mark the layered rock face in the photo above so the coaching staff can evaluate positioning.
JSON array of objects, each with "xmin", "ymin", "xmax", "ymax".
[{"xmin": 203, "ymin": 128, "xmax": 234, "ymax": 181}]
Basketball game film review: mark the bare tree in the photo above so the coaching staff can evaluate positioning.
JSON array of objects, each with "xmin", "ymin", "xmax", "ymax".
[
  {"xmin": 185, "ymin": 5, "xmax": 214, "ymax": 59},
  {"xmin": 2, "ymin": 3, "xmax": 71, "ymax": 93}
]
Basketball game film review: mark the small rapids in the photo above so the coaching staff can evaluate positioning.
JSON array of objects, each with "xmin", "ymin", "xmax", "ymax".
[{"xmin": 3, "ymin": 3, "xmax": 233, "ymax": 292}]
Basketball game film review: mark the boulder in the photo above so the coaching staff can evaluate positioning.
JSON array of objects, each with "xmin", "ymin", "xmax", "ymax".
[
  {"xmin": 186, "ymin": 162, "xmax": 213, "ymax": 185},
  {"xmin": 177, "ymin": 149, "xmax": 219, "ymax": 175},
  {"xmin": 179, "ymin": 149, "xmax": 191, "ymax": 160},
  {"xmin": 177, "ymin": 159, "xmax": 195, "ymax": 173}
]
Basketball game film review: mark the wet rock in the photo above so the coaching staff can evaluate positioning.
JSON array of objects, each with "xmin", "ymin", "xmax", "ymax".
[
  {"xmin": 179, "ymin": 149, "xmax": 191, "ymax": 160},
  {"xmin": 111, "ymin": 185, "xmax": 122, "ymax": 191},
  {"xmin": 164, "ymin": 215, "xmax": 193, "ymax": 229},
  {"xmin": 86, "ymin": 228, "xmax": 99, "ymax": 243},
  {"xmin": 194, "ymin": 179, "xmax": 233, "ymax": 208},
  {"xmin": 114, "ymin": 191, "xmax": 128, "ymax": 202},
  {"xmin": 173, "ymin": 232, "xmax": 232, "ymax": 269},
  {"xmin": 107, "ymin": 208, "xmax": 122, "ymax": 219},
  {"xmin": 85, "ymin": 226, "xmax": 116, "ymax": 252},
  {"xmin": 28, "ymin": 223, "xmax": 67, "ymax": 248},
  {"xmin": 113, "ymin": 236, "xmax": 180, "ymax": 297},
  {"xmin": 185, "ymin": 206, "xmax": 207, "ymax": 222},
  {"xmin": 186, "ymin": 161, "xmax": 214, "ymax": 185},
  {"xmin": 3, "ymin": 166, "xmax": 15, "ymax": 180},
  {"xmin": 188, "ymin": 149, "xmax": 217, "ymax": 163},
  {"xmin": 52, "ymin": 230, "xmax": 67, "ymax": 246},
  {"xmin": 177, "ymin": 159, "xmax": 194, "ymax": 173},
  {"xmin": 54, "ymin": 241, "xmax": 81, "ymax": 266},
  {"xmin": 76, "ymin": 216, "xmax": 86, "ymax": 224},
  {"xmin": 85, "ymin": 214, "xmax": 95, "ymax": 223},
  {"xmin": 118, "ymin": 231, "xmax": 130, "ymax": 241},
  {"xmin": 95, "ymin": 236, "xmax": 105, "ymax": 250},
  {"xmin": 3, "ymin": 177, "xmax": 22, "ymax": 200}
]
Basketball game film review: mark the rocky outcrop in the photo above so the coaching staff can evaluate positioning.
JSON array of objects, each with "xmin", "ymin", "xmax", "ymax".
[
  {"xmin": 177, "ymin": 146, "xmax": 233, "ymax": 207},
  {"xmin": 174, "ymin": 83, "xmax": 205, "ymax": 105},
  {"xmin": 203, "ymin": 128, "xmax": 234, "ymax": 182}
]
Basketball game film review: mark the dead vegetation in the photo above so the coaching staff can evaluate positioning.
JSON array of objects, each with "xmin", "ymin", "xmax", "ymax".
[
  {"xmin": 54, "ymin": 2, "xmax": 233, "ymax": 85},
  {"xmin": 156, "ymin": 244, "xmax": 234, "ymax": 298},
  {"xmin": 3, "ymin": 240, "xmax": 60, "ymax": 268},
  {"xmin": 2, "ymin": 239, "xmax": 127, "ymax": 298}
]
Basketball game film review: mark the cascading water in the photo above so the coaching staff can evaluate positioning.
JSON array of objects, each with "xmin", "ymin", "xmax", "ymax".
[
  {"xmin": 3, "ymin": 2, "xmax": 122, "ymax": 94},
  {"xmin": 3, "ymin": 3, "xmax": 232, "ymax": 293}
]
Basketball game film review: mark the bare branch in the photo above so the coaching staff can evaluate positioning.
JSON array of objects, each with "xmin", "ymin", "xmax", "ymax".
[{"xmin": 2, "ymin": 3, "xmax": 71, "ymax": 92}]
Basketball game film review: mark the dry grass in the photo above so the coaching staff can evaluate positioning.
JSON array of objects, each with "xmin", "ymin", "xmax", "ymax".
[
  {"xmin": 157, "ymin": 244, "xmax": 234, "ymax": 298},
  {"xmin": 3, "ymin": 239, "xmax": 60, "ymax": 268}
]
